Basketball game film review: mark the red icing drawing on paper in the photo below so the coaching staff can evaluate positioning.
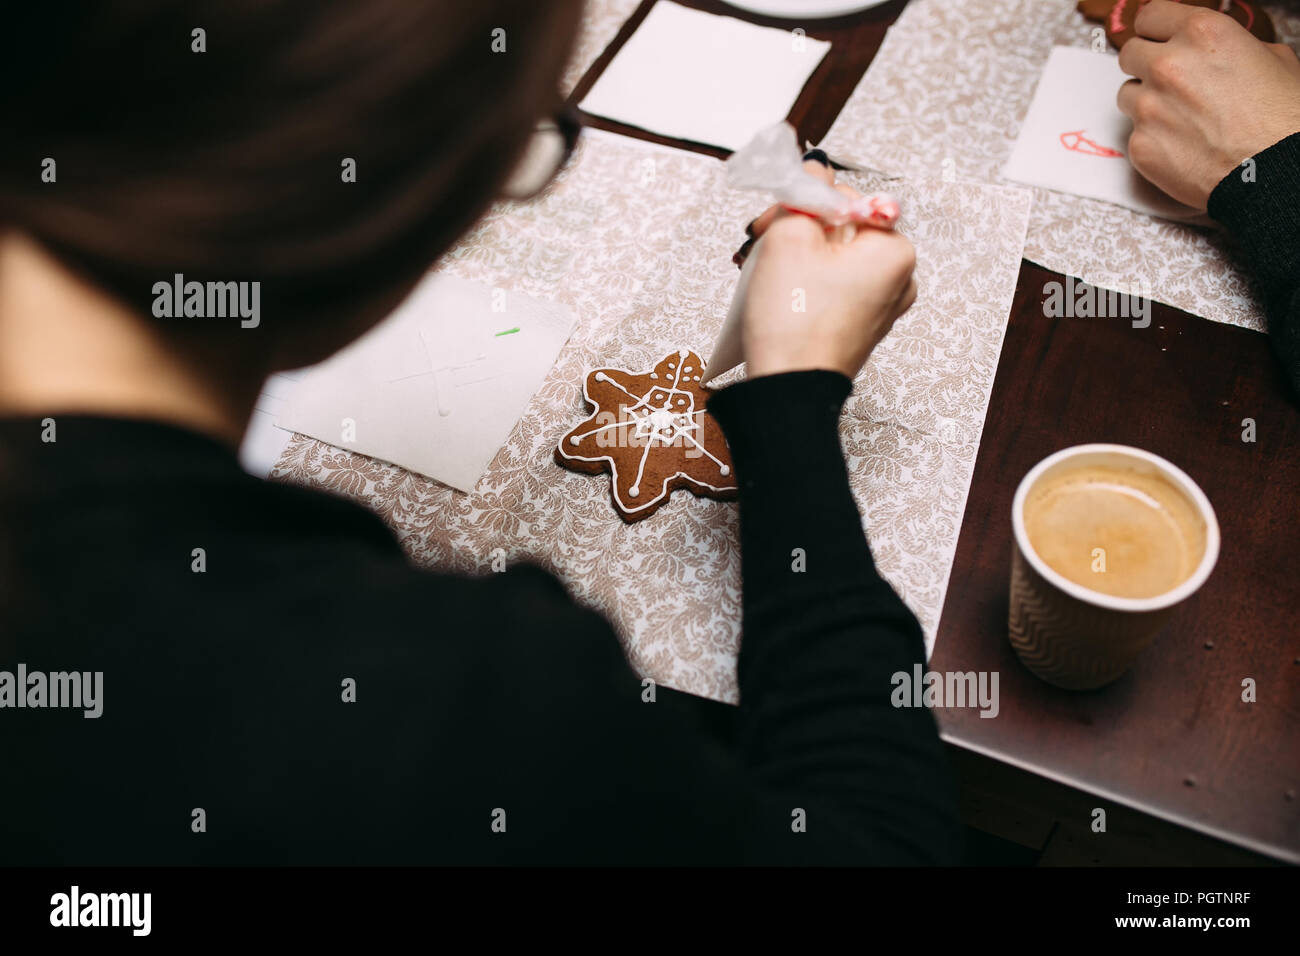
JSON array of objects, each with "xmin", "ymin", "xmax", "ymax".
[{"xmin": 1059, "ymin": 130, "xmax": 1124, "ymax": 158}]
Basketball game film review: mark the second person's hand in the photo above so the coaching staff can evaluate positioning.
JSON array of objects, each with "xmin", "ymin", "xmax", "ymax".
[{"xmin": 1118, "ymin": 0, "xmax": 1300, "ymax": 209}]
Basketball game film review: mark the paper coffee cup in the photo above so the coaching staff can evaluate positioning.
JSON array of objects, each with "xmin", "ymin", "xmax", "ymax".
[{"xmin": 1008, "ymin": 444, "xmax": 1220, "ymax": 690}]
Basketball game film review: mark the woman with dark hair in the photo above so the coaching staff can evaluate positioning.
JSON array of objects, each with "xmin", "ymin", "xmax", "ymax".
[{"xmin": 0, "ymin": 2, "xmax": 958, "ymax": 863}]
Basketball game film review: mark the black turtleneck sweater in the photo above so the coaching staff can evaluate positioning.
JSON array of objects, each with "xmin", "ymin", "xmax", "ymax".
[
  {"xmin": 0, "ymin": 370, "xmax": 960, "ymax": 865},
  {"xmin": 1210, "ymin": 131, "xmax": 1300, "ymax": 397}
]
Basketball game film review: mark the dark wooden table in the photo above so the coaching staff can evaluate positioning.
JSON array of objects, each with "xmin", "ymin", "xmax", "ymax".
[
  {"xmin": 932, "ymin": 264, "xmax": 1300, "ymax": 865},
  {"xmin": 570, "ymin": 0, "xmax": 1300, "ymax": 864}
]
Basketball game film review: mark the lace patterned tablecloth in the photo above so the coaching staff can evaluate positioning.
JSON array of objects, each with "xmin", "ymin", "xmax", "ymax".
[
  {"xmin": 820, "ymin": 0, "xmax": 1300, "ymax": 332},
  {"xmin": 272, "ymin": 130, "xmax": 1032, "ymax": 702}
]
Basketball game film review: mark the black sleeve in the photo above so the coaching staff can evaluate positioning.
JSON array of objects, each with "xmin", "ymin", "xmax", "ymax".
[
  {"xmin": 0, "ymin": 395, "xmax": 962, "ymax": 865},
  {"xmin": 482, "ymin": 371, "xmax": 960, "ymax": 864},
  {"xmin": 1208, "ymin": 131, "xmax": 1300, "ymax": 397},
  {"xmin": 705, "ymin": 370, "xmax": 961, "ymax": 863}
]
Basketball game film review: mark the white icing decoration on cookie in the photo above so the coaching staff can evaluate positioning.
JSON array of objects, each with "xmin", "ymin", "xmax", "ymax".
[{"xmin": 557, "ymin": 350, "xmax": 738, "ymax": 516}]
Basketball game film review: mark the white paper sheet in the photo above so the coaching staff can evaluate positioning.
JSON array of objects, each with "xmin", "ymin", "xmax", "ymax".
[
  {"xmin": 1003, "ymin": 46, "xmax": 1204, "ymax": 221},
  {"xmin": 277, "ymin": 274, "xmax": 575, "ymax": 493},
  {"xmin": 239, "ymin": 370, "xmax": 306, "ymax": 478},
  {"xmin": 578, "ymin": 0, "xmax": 831, "ymax": 151}
]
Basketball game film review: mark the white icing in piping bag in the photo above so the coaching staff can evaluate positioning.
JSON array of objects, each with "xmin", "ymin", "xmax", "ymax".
[{"xmin": 701, "ymin": 122, "xmax": 900, "ymax": 387}]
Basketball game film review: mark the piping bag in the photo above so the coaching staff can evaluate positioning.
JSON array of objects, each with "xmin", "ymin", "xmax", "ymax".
[{"xmin": 700, "ymin": 122, "xmax": 900, "ymax": 386}]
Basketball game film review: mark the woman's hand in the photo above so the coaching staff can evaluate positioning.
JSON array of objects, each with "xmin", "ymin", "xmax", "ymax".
[
  {"xmin": 737, "ymin": 159, "xmax": 917, "ymax": 381},
  {"xmin": 1118, "ymin": 0, "xmax": 1300, "ymax": 210}
]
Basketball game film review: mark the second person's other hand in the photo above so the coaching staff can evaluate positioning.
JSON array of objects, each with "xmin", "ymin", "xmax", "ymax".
[{"xmin": 1117, "ymin": 0, "xmax": 1300, "ymax": 209}]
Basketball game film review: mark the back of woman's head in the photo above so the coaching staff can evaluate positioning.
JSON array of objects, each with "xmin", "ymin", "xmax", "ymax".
[{"xmin": 0, "ymin": 0, "xmax": 581, "ymax": 364}]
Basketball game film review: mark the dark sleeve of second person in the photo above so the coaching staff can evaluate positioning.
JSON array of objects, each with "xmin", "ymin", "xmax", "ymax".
[{"xmin": 1208, "ymin": 131, "xmax": 1300, "ymax": 398}]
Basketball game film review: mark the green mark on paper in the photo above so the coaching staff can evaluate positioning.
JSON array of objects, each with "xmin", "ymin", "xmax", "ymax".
[{"xmin": 495, "ymin": 327, "xmax": 520, "ymax": 337}]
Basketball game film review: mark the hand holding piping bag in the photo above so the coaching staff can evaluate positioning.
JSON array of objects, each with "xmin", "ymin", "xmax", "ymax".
[{"xmin": 702, "ymin": 124, "xmax": 910, "ymax": 386}]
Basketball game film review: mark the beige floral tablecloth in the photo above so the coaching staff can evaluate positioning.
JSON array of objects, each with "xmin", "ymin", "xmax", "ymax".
[
  {"xmin": 273, "ymin": 130, "xmax": 1032, "ymax": 702},
  {"xmin": 821, "ymin": 0, "xmax": 1300, "ymax": 332}
]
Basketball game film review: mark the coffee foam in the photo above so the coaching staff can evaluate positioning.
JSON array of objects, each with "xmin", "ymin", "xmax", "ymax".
[{"xmin": 1023, "ymin": 464, "xmax": 1207, "ymax": 600}]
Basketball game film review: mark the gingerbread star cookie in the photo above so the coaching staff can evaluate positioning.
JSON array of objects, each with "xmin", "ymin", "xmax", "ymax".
[
  {"xmin": 556, "ymin": 349, "xmax": 738, "ymax": 522},
  {"xmin": 1079, "ymin": 0, "xmax": 1274, "ymax": 49}
]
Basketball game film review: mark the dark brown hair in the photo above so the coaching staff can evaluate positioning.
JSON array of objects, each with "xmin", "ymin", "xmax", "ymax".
[{"xmin": 0, "ymin": 0, "xmax": 581, "ymax": 364}]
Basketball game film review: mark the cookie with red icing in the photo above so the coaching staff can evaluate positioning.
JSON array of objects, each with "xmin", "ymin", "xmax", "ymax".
[
  {"xmin": 1080, "ymin": 0, "xmax": 1275, "ymax": 49},
  {"xmin": 556, "ymin": 349, "xmax": 737, "ymax": 522}
]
